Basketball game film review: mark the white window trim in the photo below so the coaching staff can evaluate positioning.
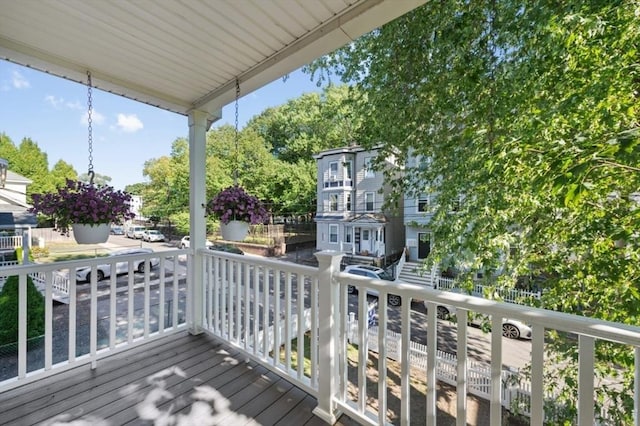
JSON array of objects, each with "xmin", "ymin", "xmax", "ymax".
[
  {"xmin": 329, "ymin": 224, "xmax": 339, "ymax": 244},
  {"xmin": 329, "ymin": 161, "xmax": 338, "ymax": 180},
  {"xmin": 329, "ymin": 193, "xmax": 338, "ymax": 211},
  {"xmin": 364, "ymin": 157, "xmax": 375, "ymax": 178},
  {"xmin": 365, "ymin": 192, "xmax": 375, "ymax": 212}
]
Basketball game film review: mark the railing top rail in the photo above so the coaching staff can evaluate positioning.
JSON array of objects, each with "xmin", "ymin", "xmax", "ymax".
[
  {"xmin": 0, "ymin": 248, "xmax": 187, "ymax": 275},
  {"xmin": 339, "ymin": 272, "xmax": 640, "ymax": 346},
  {"xmin": 199, "ymin": 248, "xmax": 319, "ymax": 276}
]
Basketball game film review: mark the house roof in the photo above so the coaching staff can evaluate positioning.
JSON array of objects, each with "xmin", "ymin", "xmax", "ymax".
[
  {"xmin": 0, "ymin": 1, "xmax": 425, "ymax": 121},
  {"xmin": 0, "ymin": 206, "xmax": 37, "ymax": 228},
  {"xmin": 6, "ymin": 170, "xmax": 31, "ymax": 185}
]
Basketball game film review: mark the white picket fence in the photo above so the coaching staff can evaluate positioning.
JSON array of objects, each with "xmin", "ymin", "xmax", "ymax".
[
  {"xmin": 346, "ymin": 315, "xmax": 534, "ymax": 417},
  {"xmin": 0, "ymin": 266, "xmax": 70, "ymax": 303},
  {"xmin": 0, "ymin": 235, "xmax": 22, "ymax": 250},
  {"xmin": 436, "ymin": 275, "xmax": 541, "ymax": 305}
]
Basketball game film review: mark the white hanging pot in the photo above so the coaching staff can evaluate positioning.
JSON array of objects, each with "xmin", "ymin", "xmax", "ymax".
[
  {"xmin": 72, "ymin": 223, "xmax": 110, "ymax": 244},
  {"xmin": 220, "ymin": 220, "xmax": 249, "ymax": 241}
]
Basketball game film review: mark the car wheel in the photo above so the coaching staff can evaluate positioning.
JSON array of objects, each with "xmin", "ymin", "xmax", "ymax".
[
  {"xmin": 436, "ymin": 306, "xmax": 450, "ymax": 320},
  {"xmin": 347, "ymin": 285, "xmax": 355, "ymax": 294},
  {"xmin": 96, "ymin": 270, "xmax": 105, "ymax": 281},
  {"xmin": 502, "ymin": 323, "xmax": 520, "ymax": 339},
  {"xmin": 137, "ymin": 262, "xmax": 146, "ymax": 273},
  {"xmin": 387, "ymin": 294, "xmax": 401, "ymax": 307}
]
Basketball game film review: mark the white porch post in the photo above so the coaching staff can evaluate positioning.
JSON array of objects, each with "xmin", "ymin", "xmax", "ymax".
[
  {"xmin": 313, "ymin": 250, "xmax": 344, "ymax": 424},
  {"xmin": 187, "ymin": 109, "xmax": 211, "ymax": 335}
]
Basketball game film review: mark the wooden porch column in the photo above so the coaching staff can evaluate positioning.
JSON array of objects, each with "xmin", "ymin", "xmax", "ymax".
[
  {"xmin": 187, "ymin": 109, "xmax": 211, "ymax": 335},
  {"xmin": 313, "ymin": 250, "xmax": 344, "ymax": 424}
]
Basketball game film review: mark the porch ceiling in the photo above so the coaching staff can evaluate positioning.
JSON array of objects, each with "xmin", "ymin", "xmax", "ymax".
[{"xmin": 0, "ymin": 0, "xmax": 424, "ymax": 122}]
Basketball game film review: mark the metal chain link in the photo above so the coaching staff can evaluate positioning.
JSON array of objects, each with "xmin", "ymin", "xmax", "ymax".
[
  {"xmin": 234, "ymin": 78, "xmax": 240, "ymax": 185},
  {"xmin": 86, "ymin": 71, "xmax": 94, "ymax": 184}
]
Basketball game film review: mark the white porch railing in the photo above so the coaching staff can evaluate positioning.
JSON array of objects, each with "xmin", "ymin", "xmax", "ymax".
[
  {"xmin": 199, "ymin": 251, "xmax": 640, "ymax": 425},
  {"xmin": 3, "ymin": 249, "xmax": 640, "ymax": 425},
  {"xmin": 0, "ymin": 249, "xmax": 188, "ymax": 392},
  {"xmin": 201, "ymin": 250, "xmax": 321, "ymax": 397},
  {"xmin": 0, "ymin": 235, "xmax": 22, "ymax": 250}
]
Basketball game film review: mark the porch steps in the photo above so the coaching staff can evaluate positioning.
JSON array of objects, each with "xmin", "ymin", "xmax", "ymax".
[{"xmin": 398, "ymin": 261, "xmax": 435, "ymax": 288}]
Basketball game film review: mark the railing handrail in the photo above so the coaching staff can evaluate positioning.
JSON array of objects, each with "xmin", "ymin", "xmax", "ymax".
[{"xmin": 340, "ymin": 272, "xmax": 640, "ymax": 346}]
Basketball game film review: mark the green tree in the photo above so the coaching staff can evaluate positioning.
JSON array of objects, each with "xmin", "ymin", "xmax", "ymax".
[
  {"xmin": 308, "ymin": 1, "xmax": 639, "ymax": 422},
  {"xmin": 49, "ymin": 160, "xmax": 78, "ymax": 189},
  {"xmin": 78, "ymin": 172, "xmax": 112, "ymax": 186},
  {"xmin": 246, "ymin": 84, "xmax": 364, "ymax": 163},
  {"xmin": 124, "ymin": 182, "xmax": 147, "ymax": 195},
  {"xmin": 14, "ymin": 138, "xmax": 52, "ymax": 198},
  {"xmin": 0, "ymin": 133, "xmax": 19, "ymax": 167}
]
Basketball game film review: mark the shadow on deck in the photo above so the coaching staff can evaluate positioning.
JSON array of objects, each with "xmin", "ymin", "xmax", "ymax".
[{"xmin": 0, "ymin": 331, "xmax": 358, "ymax": 426}]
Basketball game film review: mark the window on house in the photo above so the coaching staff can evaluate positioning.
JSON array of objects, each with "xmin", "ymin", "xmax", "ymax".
[
  {"xmin": 345, "ymin": 193, "xmax": 352, "ymax": 211},
  {"xmin": 329, "ymin": 161, "xmax": 338, "ymax": 180},
  {"xmin": 344, "ymin": 226, "xmax": 352, "ymax": 243},
  {"xmin": 344, "ymin": 161, "xmax": 352, "ymax": 183},
  {"xmin": 418, "ymin": 195, "xmax": 430, "ymax": 212},
  {"xmin": 329, "ymin": 194, "xmax": 338, "ymax": 211},
  {"xmin": 452, "ymin": 196, "xmax": 462, "ymax": 212},
  {"xmin": 329, "ymin": 224, "xmax": 338, "ymax": 243},
  {"xmin": 365, "ymin": 192, "xmax": 374, "ymax": 211},
  {"xmin": 364, "ymin": 157, "xmax": 375, "ymax": 178}
]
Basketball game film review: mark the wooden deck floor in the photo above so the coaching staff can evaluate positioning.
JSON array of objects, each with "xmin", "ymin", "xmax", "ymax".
[{"xmin": 0, "ymin": 331, "xmax": 356, "ymax": 426}]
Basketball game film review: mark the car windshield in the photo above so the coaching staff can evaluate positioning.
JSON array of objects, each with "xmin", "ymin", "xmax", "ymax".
[{"xmin": 376, "ymin": 270, "xmax": 394, "ymax": 281}]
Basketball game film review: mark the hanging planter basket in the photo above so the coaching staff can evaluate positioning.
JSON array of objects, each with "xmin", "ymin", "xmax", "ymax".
[
  {"xmin": 72, "ymin": 223, "xmax": 110, "ymax": 244},
  {"xmin": 220, "ymin": 220, "xmax": 249, "ymax": 241}
]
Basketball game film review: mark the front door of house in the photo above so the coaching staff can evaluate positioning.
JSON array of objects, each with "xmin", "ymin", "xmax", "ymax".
[
  {"xmin": 418, "ymin": 232, "xmax": 431, "ymax": 259},
  {"xmin": 361, "ymin": 229, "xmax": 371, "ymax": 254}
]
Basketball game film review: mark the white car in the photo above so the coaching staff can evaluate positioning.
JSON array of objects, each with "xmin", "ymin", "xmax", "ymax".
[
  {"xmin": 75, "ymin": 248, "xmax": 160, "ymax": 282},
  {"xmin": 126, "ymin": 226, "xmax": 146, "ymax": 239},
  {"xmin": 142, "ymin": 229, "xmax": 165, "ymax": 242},
  {"xmin": 343, "ymin": 264, "xmax": 401, "ymax": 306},
  {"xmin": 430, "ymin": 302, "xmax": 532, "ymax": 340},
  {"xmin": 179, "ymin": 236, "xmax": 213, "ymax": 249}
]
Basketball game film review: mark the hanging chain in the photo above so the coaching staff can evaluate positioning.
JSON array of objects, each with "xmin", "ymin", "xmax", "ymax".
[
  {"xmin": 234, "ymin": 78, "xmax": 240, "ymax": 185},
  {"xmin": 86, "ymin": 71, "xmax": 95, "ymax": 185}
]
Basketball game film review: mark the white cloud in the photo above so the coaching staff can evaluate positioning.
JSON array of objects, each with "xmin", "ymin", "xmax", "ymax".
[
  {"xmin": 116, "ymin": 113, "xmax": 144, "ymax": 133},
  {"xmin": 81, "ymin": 109, "xmax": 106, "ymax": 125},
  {"xmin": 45, "ymin": 95, "xmax": 64, "ymax": 108},
  {"xmin": 12, "ymin": 71, "xmax": 30, "ymax": 89},
  {"xmin": 46, "ymin": 96, "xmax": 83, "ymax": 110}
]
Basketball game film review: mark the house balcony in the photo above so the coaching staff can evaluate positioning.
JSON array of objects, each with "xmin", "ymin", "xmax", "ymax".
[{"xmin": 1, "ymin": 249, "xmax": 639, "ymax": 425}]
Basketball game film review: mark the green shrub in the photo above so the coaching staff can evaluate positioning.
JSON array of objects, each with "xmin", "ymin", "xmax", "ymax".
[{"xmin": 0, "ymin": 276, "xmax": 45, "ymax": 346}]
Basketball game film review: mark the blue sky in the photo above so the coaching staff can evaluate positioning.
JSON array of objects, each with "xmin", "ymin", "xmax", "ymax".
[{"xmin": 0, "ymin": 61, "xmax": 324, "ymax": 190}]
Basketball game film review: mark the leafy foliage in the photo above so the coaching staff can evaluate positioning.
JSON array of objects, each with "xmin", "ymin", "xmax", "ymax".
[
  {"xmin": 307, "ymin": 1, "xmax": 640, "ymax": 422},
  {"xmin": 0, "ymin": 276, "xmax": 45, "ymax": 346}
]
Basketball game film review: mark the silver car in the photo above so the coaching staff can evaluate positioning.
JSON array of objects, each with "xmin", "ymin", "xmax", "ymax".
[
  {"xmin": 343, "ymin": 264, "xmax": 401, "ymax": 307},
  {"xmin": 75, "ymin": 248, "xmax": 160, "ymax": 282},
  {"xmin": 430, "ymin": 302, "xmax": 533, "ymax": 340},
  {"xmin": 142, "ymin": 229, "xmax": 165, "ymax": 242}
]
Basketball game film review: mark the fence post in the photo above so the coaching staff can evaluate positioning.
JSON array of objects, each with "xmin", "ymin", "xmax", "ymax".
[{"xmin": 313, "ymin": 251, "xmax": 343, "ymax": 424}]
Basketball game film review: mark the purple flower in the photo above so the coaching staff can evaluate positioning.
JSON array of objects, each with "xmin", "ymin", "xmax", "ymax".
[
  {"xmin": 29, "ymin": 179, "xmax": 136, "ymax": 235},
  {"xmin": 207, "ymin": 185, "xmax": 268, "ymax": 225}
]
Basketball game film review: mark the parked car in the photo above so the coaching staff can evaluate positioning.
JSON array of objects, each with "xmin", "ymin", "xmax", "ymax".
[
  {"xmin": 210, "ymin": 244, "xmax": 243, "ymax": 255},
  {"xmin": 75, "ymin": 248, "xmax": 160, "ymax": 282},
  {"xmin": 429, "ymin": 300, "xmax": 532, "ymax": 340},
  {"xmin": 343, "ymin": 264, "xmax": 401, "ymax": 306},
  {"xmin": 179, "ymin": 236, "xmax": 213, "ymax": 249},
  {"xmin": 110, "ymin": 225, "xmax": 124, "ymax": 235},
  {"xmin": 126, "ymin": 226, "xmax": 146, "ymax": 239},
  {"xmin": 142, "ymin": 229, "xmax": 165, "ymax": 242}
]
